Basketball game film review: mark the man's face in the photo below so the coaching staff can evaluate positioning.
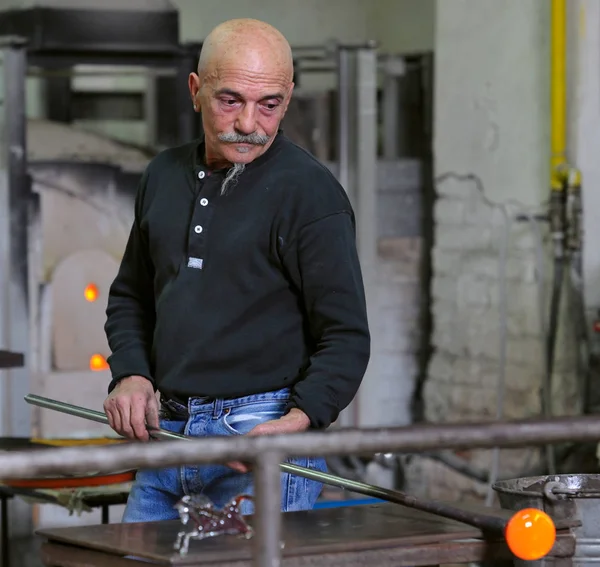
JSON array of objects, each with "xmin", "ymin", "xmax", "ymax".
[{"xmin": 189, "ymin": 54, "xmax": 293, "ymax": 167}]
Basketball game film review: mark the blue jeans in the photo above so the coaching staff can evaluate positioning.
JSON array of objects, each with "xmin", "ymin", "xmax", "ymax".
[{"xmin": 122, "ymin": 387, "xmax": 327, "ymax": 522}]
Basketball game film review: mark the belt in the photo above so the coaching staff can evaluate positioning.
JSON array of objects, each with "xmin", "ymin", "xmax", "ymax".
[{"xmin": 161, "ymin": 392, "xmax": 214, "ymax": 407}]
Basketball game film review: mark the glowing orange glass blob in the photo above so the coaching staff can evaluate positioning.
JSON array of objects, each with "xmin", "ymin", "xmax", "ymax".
[
  {"xmin": 84, "ymin": 283, "xmax": 99, "ymax": 302},
  {"xmin": 504, "ymin": 508, "xmax": 556, "ymax": 560},
  {"xmin": 90, "ymin": 354, "xmax": 109, "ymax": 372}
]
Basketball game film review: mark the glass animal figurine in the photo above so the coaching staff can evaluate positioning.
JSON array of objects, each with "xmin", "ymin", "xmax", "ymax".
[{"xmin": 173, "ymin": 493, "xmax": 254, "ymax": 556}]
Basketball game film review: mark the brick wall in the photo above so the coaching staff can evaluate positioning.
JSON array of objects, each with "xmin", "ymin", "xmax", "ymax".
[
  {"xmin": 358, "ymin": 238, "xmax": 422, "ymax": 428},
  {"xmin": 403, "ymin": 174, "xmax": 581, "ymax": 503}
]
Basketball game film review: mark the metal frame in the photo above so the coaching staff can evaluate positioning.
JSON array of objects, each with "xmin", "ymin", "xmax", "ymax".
[
  {"xmin": 0, "ymin": 38, "xmax": 30, "ymax": 440},
  {"xmin": 0, "ymin": 36, "xmax": 33, "ymax": 543},
  {"xmin": 0, "ymin": 3, "xmax": 197, "ymax": 146},
  {"xmin": 333, "ymin": 43, "xmax": 380, "ymax": 429},
  {"xmin": 32, "ymin": 44, "xmax": 199, "ymax": 147},
  {"xmin": 0, "ymin": 413, "xmax": 597, "ymax": 565}
]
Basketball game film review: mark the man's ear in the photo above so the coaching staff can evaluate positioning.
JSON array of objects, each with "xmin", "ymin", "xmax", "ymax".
[
  {"xmin": 188, "ymin": 73, "xmax": 202, "ymax": 112},
  {"xmin": 281, "ymin": 82, "xmax": 295, "ymax": 115}
]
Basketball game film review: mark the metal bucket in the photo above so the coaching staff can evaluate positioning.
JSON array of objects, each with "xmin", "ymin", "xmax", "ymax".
[{"xmin": 493, "ymin": 474, "xmax": 600, "ymax": 566}]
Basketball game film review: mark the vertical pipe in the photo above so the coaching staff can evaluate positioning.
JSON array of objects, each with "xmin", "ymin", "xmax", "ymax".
[
  {"xmin": 551, "ymin": 0, "xmax": 567, "ymax": 185},
  {"xmin": 0, "ymin": 39, "xmax": 29, "ymax": 439},
  {"xmin": 252, "ymin": 451, "xmax": 282, "ymax": 567},
  {"xmin": 356, "ymin": 46, "xmax": 379, "ymax": 268},
  {"xmin": 335, "ymin": 46, "xmax": 357, "ymax": 430},
  {"xmin": 336, "ymin": 47, "xmax": 353, "ymax": 201},
  {"xmin": 0, "ymin": 60, "xmax": 9, "ymax": 438},
  {"xmin": 353, "ymin": 45, "xmax": 379, "ymax": 430},
  {"xmin": 0, "ymin": 38, "xmax": 33, "ymax": 541},
  {"xmin": 382, "ymin": 55, "xmax": 402, "ymax": 160},
  {"xmin": 545, "ymin": 0, "xmax": 568, "ymax": 476},
  {"xmin": 144, "ymin": 69, "xmax": 159, "ymax": 148},
  {"xmin": 3, "ymin": 41, "xmax": 30, "ymax": 440}
]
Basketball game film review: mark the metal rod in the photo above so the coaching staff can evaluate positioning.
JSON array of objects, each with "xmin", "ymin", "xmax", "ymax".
[
  {"xmin": 25, "ymin": 394, "xmax": 189, "ymax": 441},
  {"xmin": 23, "ymin": 394, "xmax": 600, "ymax": 454},
  {"xmin": 284, "ymin": 460, "xmax": 505, "ymax": 532},
  {"xmin": 23, "ymin": 393, "xmax": 600, "ymax": 457},
  {"xmin": 20, "ymin": 394, "xmax": 574, "ymax": 535},
  {"xmin": 253, "ymin": 450, "xmax": 282, "ymax": 567}
]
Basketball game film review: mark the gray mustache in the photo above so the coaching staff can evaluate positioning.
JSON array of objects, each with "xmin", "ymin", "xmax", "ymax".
[{"xmin": 218, "ymin": 132, "xmax": 270, "ymax": 145}]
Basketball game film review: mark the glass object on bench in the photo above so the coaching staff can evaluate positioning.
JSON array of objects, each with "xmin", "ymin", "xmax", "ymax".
[{"xmin": 173, "ymin": 493, "xmax": 254, "ymax": 556}]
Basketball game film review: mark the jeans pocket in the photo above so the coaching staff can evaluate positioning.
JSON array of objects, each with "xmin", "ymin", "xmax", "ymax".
[{"xmin": 222, "ymin": 402, "xmax": 286, "ymax": 436}]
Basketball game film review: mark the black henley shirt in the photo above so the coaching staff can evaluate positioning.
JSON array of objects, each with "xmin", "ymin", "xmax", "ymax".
[{"xmin": 104, "ymin": 130, "xmax": 370, "ymax": 429}]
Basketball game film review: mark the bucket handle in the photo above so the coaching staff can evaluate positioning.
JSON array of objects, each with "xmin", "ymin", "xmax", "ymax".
[
  {"xmin": 543, "ymin": 481, "xmax": 566, "ymax": 501},
  {"xmin": 495, "ymin": 481, "xmax": 600, "ymax": 500}
]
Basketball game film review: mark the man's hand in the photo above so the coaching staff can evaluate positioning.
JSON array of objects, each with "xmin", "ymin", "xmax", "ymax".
[
  {"xmin": 227, "ymin": 408, "xmax": 311, "ymax": 473},
  {"xmin": 103, "ymin": 375, "xmax": 159, "ymax": 442}
]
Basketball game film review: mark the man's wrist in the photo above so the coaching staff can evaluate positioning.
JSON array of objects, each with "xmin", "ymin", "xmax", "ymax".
[
  {"xmin": 284, "ymin": 407, "xmax": 311, "ymax": 429},
  {"xmin": 114, "ymin": 375, "xmax": 154, "ymax": 392}
]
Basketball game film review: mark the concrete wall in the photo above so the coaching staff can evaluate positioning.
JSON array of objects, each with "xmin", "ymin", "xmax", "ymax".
[
  {"xmin": 369, "ymin": 0, "xmax": 435, "ymax": 54},
  {"xmin": 174, "ymin": 0, "xmax": 369, "ymax": 46},
  {"xmin": 403, "ymin": 0, "xmax": 582, "ymax": 504},
  {"xmin": 174, "ymin": 0, "xmax": 435, "ymax": 55}
]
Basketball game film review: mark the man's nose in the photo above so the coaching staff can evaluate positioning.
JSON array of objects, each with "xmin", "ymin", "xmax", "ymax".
[{"xmin": 235, "ymin": 104, "xmax": 257, "ymax": 135}]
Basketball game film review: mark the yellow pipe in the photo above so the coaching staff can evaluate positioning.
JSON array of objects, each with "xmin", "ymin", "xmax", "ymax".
[{"xmin": 551, "ymin": 0, "xmax": 567, "ymax": 189}]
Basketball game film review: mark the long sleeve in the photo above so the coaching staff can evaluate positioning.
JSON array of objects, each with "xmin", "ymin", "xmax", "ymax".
[
  {"xmin": 104, "ymin": 174, "xmax": 156, "ymax": 393},
  {"xmin": 280, "ymin": 211, "xmax": 371, "ymax": 429}
]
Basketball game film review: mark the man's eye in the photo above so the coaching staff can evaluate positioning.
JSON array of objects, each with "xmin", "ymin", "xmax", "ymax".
[
  {"xmin": 264, "ymin": 103, "xmax": 278, "ymax": 110},
  {"xmin": 223, "ymin": 99, "xmax": 237, "ymax": 105}
]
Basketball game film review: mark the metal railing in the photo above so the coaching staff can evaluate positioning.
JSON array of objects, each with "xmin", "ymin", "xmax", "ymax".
[{"xmin": 4, "ymin": 402, "xmax": 600, "ymax": 566}]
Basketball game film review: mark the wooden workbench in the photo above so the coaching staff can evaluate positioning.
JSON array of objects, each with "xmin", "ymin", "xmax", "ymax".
[{"xmin": 36, "ymin": 502, "xmax": 576, "ymax": 566}]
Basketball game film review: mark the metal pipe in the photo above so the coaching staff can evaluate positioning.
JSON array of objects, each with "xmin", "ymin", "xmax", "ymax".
[
  {"xmin": 382, "ymin": 63, "xmax": 400, "ymax": 160},
  {"xmin": 0, "ymin": 39, "xmax": 30, "ymax": 440},
  {"xmin": 25, "ymin": 394, "xmax": 191, "ymax": 442},
  {"xmin": 551, "ymin": 0, "xmax": 567, "ymax": 183},
  {"xmin": 336, "ymin": 47, "xmax": 352, "ymax": 199},
  {"xmin": 253, "ymin": 451, "xmax": 283, "ymax": 567},
  {"xmin": 355, "ymin": 46, "xmax": 379, "ymax": 268},
  {"xmin": 22, "ymin": 394, "xmax": 600, "ymax": 464},
  {"xmin": 333, "ymin": 46, "xmax": 357, "ymax": 431}
]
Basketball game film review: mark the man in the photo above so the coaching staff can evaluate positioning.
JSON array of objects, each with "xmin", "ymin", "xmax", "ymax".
[{"xmin": 103, "ymin": 18, "xmax": 370, "ymax": 523}]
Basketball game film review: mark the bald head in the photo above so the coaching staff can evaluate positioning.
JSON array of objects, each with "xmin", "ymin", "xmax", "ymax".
[
  {"xmin": 188, "ymin": 18, "xmax": 295, "ymax": 172},
  {"xmin": 198, "ymin": 18, "xmax": 293, "ymax": 82}
]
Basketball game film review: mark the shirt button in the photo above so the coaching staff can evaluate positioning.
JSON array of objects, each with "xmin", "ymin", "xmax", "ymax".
[
  {"xmin": 198, "ymin": 171, "xmax": 205, "ymax": 179},
  {"xmin": 200, "ymin": 198, "xmax": 208, "ymax": 206},
  {"xmin": 194, "ymin": 225, "xmax": 203, "ymax": 234}
]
